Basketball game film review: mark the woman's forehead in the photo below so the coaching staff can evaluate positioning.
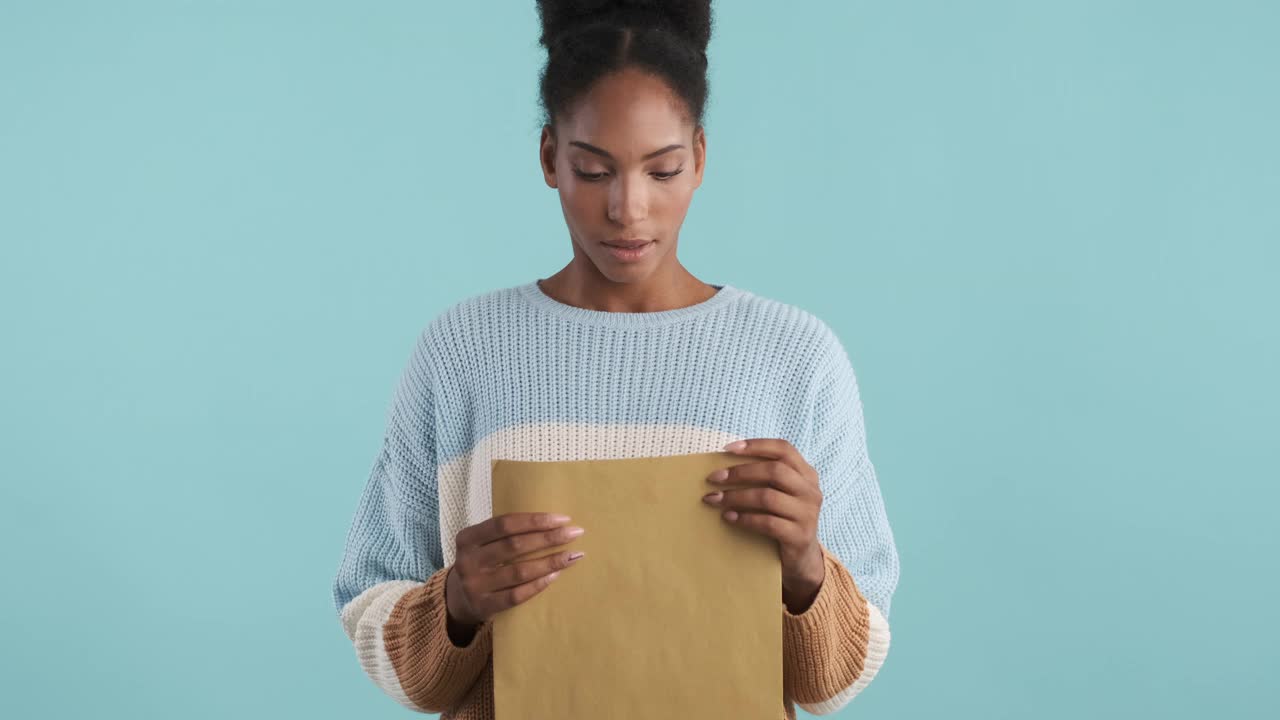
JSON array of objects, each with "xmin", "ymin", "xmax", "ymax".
[{"xmin": 559, "ymin": 70, "xmax": 693, "ymax": 143}]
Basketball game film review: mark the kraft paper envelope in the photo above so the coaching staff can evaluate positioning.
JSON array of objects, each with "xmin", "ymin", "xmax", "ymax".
[{"xmin": 490, "ymin": 451, "xmax": 782, "ymax": 719}]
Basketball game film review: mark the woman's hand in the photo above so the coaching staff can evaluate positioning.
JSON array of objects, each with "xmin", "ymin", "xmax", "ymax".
[
  {"xmin": 703, "ymin": 438, "xmax": 826, "ymax": 613},
  {"xmin": 445, "ymin": 512, "xmax": 587, "ymax": 635}
]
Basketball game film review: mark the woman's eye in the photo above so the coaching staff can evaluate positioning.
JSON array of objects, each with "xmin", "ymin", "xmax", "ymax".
[{"xmin": 571, "ymin": 167, "xmax": 685, "ymax": 182}]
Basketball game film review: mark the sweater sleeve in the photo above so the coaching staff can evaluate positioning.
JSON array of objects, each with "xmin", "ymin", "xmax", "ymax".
[
  {"xmin": 783, "ymin": 324, "xmax": 899, "ymax": 715},
  {"xmin": 331, "ymin": 328, "xmax": 493, "ymax": 713}
]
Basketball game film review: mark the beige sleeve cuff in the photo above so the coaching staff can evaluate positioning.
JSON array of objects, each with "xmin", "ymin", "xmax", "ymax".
[
  {"xmin": 382, "ymin": 564, "xmax": 494, "ymax": 713},
  {"xmin": 782, "ymin": 544, "xmax": 891, "ymax": 714}
]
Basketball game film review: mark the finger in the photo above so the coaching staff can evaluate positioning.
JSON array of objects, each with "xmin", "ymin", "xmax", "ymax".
[
  {"xmin": 483, "ymin": 568, "xmax": 563, "ymax": 616},
  {"xmin": 708, "ymin": 459, "xmax": 806, "ymax": 496},
  {"xmin": 723, "ymin": 438, "xmax": 812, "ymax": 478},
  {"xmin": 705, "ymin": 486, "xmax": 806, "ymax": 521},
  {"xmin": 722, "ymin": 510, "xmax": 804, "ymax": 545},
  {"xmin": 479, "ymin": 549, "xmax": 586, "ymax": 593},
  {"xmin": 476, "ymin": 523, "xmax": 585, "ymax": 568},
  {"xmin": 462, "ymin": 511, "xmax": 572, "ymax": 548}
]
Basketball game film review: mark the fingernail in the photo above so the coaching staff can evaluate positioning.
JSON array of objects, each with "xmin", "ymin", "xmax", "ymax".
[
  {"xmin": 723, "ymin": 440, "xmax": 746, "ymax": 451},
  {"xmin": 567, "ymin": 551, "xmax": 585, "ymax": 562},
  {"xmin": 703, "ymin": 492, "xmax": 723, "ymax": 504},
  {"xmin": 548, "ymin": 571, "xmax": 562, "ymax": 580},
  {"xmin": 550, "ymin": 514, "xmax": 571, "ymax": 523},
  {"xmin": 565, "ymin": 526, "xmax": 585, "ymax": 538},
  {"xmin": 724, "ymin": 510, "xmax": 739, "ymax": 522}
]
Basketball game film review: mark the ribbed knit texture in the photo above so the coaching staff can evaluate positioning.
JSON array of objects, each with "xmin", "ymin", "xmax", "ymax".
[{"xmin": 333, "ymin": 279, "xmax": 899, "ymax": 717}]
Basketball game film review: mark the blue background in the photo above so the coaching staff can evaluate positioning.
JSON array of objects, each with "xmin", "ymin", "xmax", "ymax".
[{"xmin": 2, "ymin": 1, "xmax": 1276, "ymax": 717}]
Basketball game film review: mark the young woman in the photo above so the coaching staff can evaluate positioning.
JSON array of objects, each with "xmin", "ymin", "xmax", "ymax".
[{"xmin": 332, "ymin": 2, "xmax": 899, "ymax": 717}]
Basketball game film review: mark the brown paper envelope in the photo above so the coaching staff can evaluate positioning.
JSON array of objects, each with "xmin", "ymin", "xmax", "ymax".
[{"xmin": 490, "ymin": 451, "xmax": 782, "ymax": 719}]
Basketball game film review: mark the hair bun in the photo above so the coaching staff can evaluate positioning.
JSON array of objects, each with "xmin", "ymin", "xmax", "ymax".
[{"xmin": 536, "ymin": 0, "xmax": 712, "ymax": 54}]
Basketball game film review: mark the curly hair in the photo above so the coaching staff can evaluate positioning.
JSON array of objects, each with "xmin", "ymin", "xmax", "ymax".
[{"xmin": 535, "ymin": 0, "xmax": 714, "ymax": 131}]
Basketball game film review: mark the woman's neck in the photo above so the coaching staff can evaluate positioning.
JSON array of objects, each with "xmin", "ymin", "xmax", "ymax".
[{"xmin": 537, "ymin": 263, "xmax": 718, "ymax": 314}]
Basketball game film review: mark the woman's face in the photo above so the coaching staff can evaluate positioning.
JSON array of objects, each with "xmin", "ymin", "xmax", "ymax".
[{"xmin": 540, "ymin": 67, "xmax": 706, "ymax": 283}]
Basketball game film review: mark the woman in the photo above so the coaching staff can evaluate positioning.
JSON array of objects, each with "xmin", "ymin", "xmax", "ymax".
[{"xmin": 332, "ymin": 2, "xmax": 899, "ymax": 717}]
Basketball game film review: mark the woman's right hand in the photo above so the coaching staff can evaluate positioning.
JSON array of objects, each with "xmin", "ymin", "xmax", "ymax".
[{"xmin": 445, "ymin": 512, "xmax": 587, "ymax": 631}]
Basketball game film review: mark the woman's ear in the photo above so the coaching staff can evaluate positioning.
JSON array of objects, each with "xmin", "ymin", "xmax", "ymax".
[
  {"xmin": 693, "ymin": 125, "xmax": 706, "ymax": 188},
  {"xmin": 540, "ymin": 124, "xmax": 558, "ymax": 189}
]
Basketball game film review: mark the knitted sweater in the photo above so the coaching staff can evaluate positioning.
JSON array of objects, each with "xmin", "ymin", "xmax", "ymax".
[{"xmin": 332, "ymin": 279, "xmax": 900, "ymax": 718}]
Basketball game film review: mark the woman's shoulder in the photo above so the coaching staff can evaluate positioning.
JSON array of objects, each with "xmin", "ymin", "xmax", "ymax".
[
  {"xmin": 730, "ymin": 285, "xmax": 847, "ymax": 358},
  {"xmin": 403, "ymin": 284, "xmax": 533, "ymax": 362},
  {"xmin": 393, "ymin": 286, "xmax": 517, "ymax": 378},
  {"xmin": 421, "ymin": 283, "xmax": 523, "ymax": 333}
]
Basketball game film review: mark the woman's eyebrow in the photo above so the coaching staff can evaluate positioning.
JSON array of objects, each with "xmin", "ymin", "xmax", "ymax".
[{"xmin": 569, "ymin": 141, "xmax": 684, "ymax": 160}]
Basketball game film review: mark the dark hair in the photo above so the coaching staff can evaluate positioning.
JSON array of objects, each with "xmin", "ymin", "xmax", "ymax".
[{"xmin": 535, "ymin": 0, "xmax": 714, "ymax": 133}]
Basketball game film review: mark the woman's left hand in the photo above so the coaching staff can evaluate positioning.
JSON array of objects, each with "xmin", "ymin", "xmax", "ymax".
[{"xmin": 704, "ymin": 438, "xmax": 826, "ymax": 612}]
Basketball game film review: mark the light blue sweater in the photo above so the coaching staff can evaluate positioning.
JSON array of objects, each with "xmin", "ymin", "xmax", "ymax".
[{"xmin": 332, "ymin": 279, "xmax": 900, "ymax": 716}]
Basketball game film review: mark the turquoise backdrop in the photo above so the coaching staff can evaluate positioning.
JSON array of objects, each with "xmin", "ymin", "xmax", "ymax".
[{"xmin": 2, "ymin": 2, "xmax": 1276, "ymax": 718}]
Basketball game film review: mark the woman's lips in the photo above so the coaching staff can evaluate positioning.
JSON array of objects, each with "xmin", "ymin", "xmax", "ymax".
[{"xmin": 602, "ymin": 240, "xmax": 654, "ymax": 262}]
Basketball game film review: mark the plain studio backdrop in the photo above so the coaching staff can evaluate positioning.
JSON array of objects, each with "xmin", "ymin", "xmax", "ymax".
[{"xmin": 1, "ymin": 2, "xmax": 1276, "ymax": 718}]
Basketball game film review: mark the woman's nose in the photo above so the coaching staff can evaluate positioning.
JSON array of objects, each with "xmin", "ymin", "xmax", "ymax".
[{"xmin": 608, "ymin": 174, "xmax": 648, "ymax": 225}]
